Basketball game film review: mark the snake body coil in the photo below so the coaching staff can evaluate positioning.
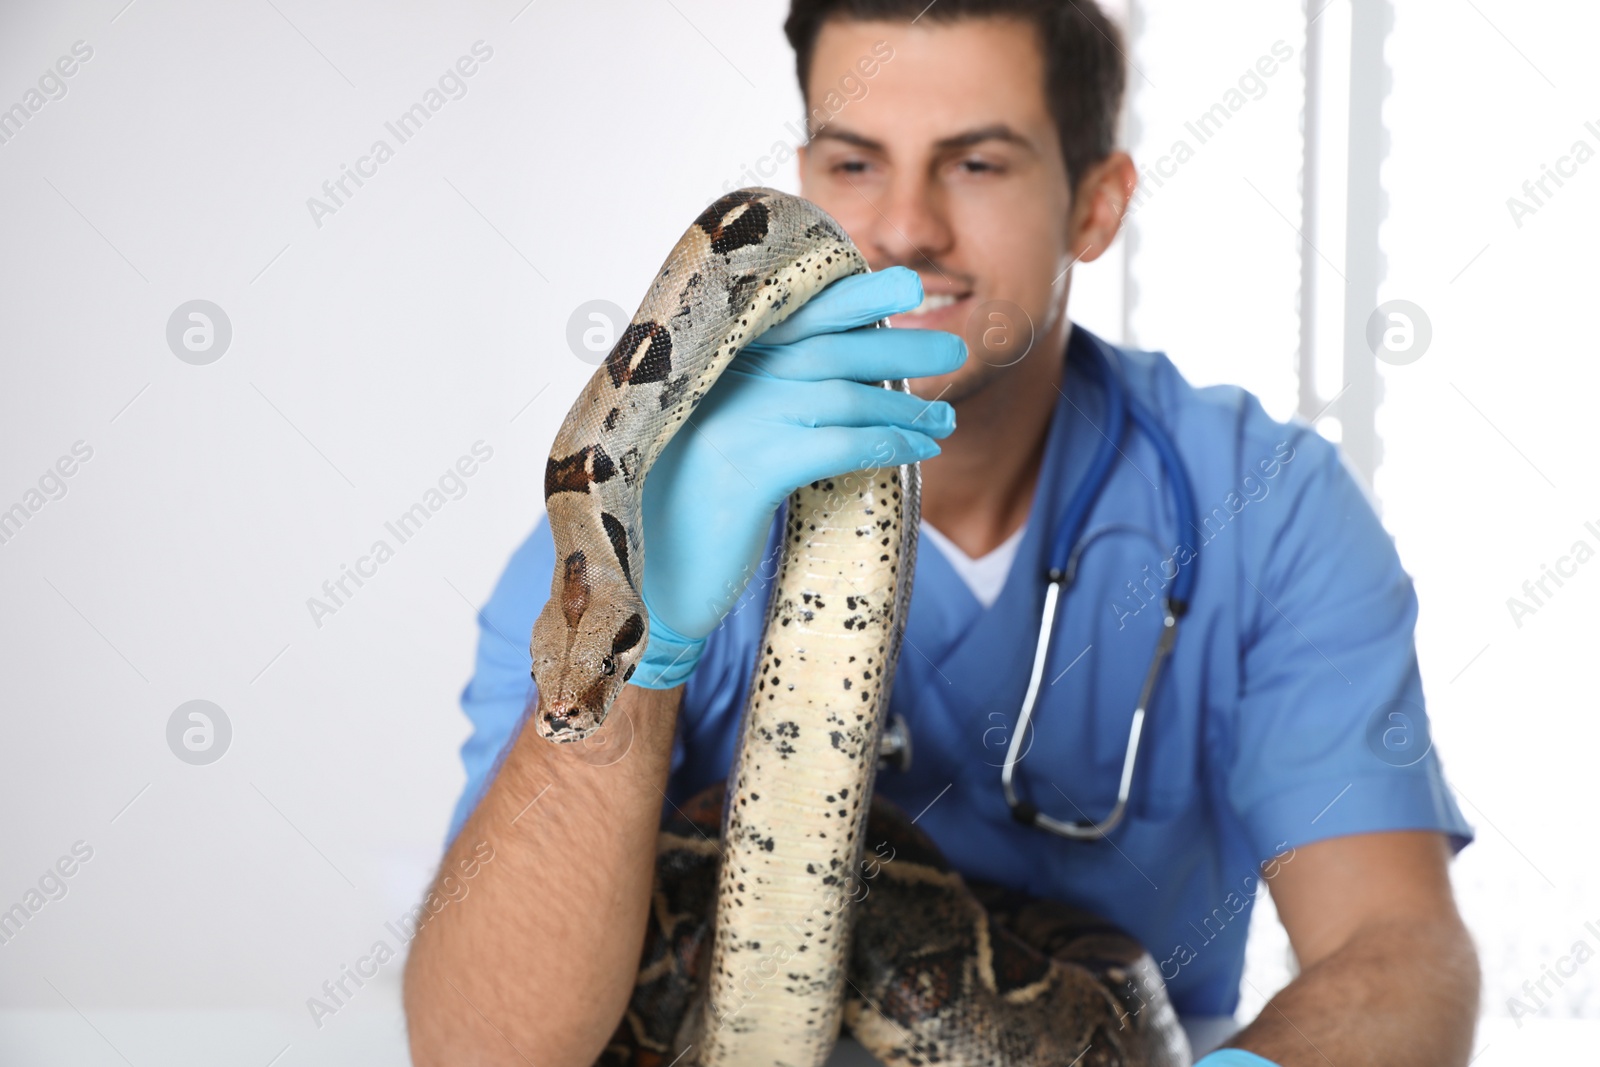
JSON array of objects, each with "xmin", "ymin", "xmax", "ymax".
[{"xmin": 531, "ymin": 189, "xmax": 1189, "ymax": 1067}]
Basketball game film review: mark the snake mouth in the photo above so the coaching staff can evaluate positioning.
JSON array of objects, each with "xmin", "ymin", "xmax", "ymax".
[
  {"xmin": 533, "ymin": 675, "xmax": 613, "ymax": 743},
  {"xmin": 535, "ymin": 705, "xmax": 602, "ymax": 743}
]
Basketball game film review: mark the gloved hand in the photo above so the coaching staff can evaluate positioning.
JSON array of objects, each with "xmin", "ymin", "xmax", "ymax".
[
  {"xmin": 1194, "ymin": 1050, "xmax": 1280, "ymax": 1066},
  {"xmin": 630, "ymin": 266, "xmax": 964, "ymax": 689}
]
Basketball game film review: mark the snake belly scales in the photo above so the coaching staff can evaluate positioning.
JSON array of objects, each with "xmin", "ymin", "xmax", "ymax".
[{"xmin": 530, "ymin": 188, "xmax": 1191, "ymax": 1067}]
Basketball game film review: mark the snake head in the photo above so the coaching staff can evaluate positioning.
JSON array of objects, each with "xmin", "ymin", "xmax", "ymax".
[{"xmin": 529, "ymin": 547, "xmax": 647, "ymax": 743}]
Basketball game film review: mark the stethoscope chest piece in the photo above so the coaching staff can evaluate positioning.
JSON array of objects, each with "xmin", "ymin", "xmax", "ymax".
[{"xmin": 878, "ymin": 713, "xmax": 912, "ymax": 772}]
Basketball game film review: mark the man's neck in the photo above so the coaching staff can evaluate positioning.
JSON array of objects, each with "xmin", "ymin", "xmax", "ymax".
[{"xmin": 919, "ymin": 320, "xmax": 1071, "ymax": 559}]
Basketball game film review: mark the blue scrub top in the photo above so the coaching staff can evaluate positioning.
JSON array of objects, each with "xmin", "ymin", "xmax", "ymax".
[{"xmin": 446, "ymin": 323, "xmax": 1475, "ymax": 1018}]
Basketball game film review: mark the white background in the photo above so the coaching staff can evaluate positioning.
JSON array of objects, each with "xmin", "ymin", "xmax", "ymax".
[{"xmin": 0, "ymin": 0, "xmax": 1594, "ymax": 1063}]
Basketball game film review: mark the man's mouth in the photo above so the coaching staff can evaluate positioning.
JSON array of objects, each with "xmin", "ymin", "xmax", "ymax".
[{"xmin": 888, "ymin": 287, "xmax": 974, "ymax": 330}]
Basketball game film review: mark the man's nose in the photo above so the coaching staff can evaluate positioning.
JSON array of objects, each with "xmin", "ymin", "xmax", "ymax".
[{"xmin": 863, "ymin": 177, "xmax": 953, "ymax": 272}]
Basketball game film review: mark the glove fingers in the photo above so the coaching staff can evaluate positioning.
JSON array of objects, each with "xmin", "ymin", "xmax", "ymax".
[
  {"xmin": 783, "ymin": 425, "xmax": 942, "ymax": 488},
  {"xmin": 777, "ymin": 378, "xmax": 955, "ymax": 435},
  {"xmin": 754, "ymin": 267, "xmax": 923, "ymax": 346},
  {"xmin": 740, "ymin": 328, "xmax": 968, "ymax": 384}
]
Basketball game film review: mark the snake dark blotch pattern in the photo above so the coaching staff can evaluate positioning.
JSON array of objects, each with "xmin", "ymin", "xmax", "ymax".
[
  {"xmin": 600, "ymin": 784, "xmax": 1189, "ymax": 1067},
  {"xmin": 529, "ymin": 188, "xmax": 1190, "ymax": 1067}
]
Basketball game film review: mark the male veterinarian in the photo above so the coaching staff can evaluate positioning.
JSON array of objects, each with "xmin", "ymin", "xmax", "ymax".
[{"xmin": 404, "ymin": 3, "xmax": 1480, "ymax": 1065}]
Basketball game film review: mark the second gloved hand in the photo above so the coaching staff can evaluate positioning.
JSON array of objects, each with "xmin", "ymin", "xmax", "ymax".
[
  {"xmin": 1194, "ymin": 1051, "xmax": 1280, "ymax": 1066},
  {"xmin": 630, "ymin": 266, "xmax": 965, "ymax": 688}
]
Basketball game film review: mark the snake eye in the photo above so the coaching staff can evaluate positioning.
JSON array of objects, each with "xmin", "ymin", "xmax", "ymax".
[{"xmin": 601, "ymin": 654, "xmax": 616, "ymax": 676}]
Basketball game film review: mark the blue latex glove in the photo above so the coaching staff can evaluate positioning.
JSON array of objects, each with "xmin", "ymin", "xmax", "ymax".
[
  {"xmin": 630, "ymin": 266, "xmax": 965, "ymax": 688},
  {"xmin": 1195, "ymin": 1051, "xmax": 1280, "ymax": 1066}
]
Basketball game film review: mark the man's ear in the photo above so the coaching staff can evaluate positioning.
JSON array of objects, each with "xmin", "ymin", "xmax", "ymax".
[
  {"xmin": 1068, "ymin": 151, "xmax": 1137, "ymax": 265},
  {"xmin": 796, "ymin": 142, "xmax": 811, "ymax": 195}
]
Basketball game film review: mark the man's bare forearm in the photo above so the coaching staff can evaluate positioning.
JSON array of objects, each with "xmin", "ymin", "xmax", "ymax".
[
  {"xmin": 1224, "ymin": 915, "xmax": 1480, "ymax": 1066},
  {"xmin": 404, "ymin": 684, "xmax": 684, "ymax": 1067}
]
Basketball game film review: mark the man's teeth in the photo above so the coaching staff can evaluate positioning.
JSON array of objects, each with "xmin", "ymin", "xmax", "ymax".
[{"xmin": 908, "ymin": 292, "xmax": 962, "ymax": 315}]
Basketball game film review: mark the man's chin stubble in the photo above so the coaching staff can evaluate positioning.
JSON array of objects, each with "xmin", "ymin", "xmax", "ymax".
[{"xmin": 911, "ymin": 358, "xmax": 1009, "ymax": 409}]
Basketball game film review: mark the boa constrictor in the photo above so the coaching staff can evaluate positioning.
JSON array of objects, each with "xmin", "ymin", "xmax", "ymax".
[{"xmin": 530, "ymin": 188, "xmax": 1190, "ymax": 1067}]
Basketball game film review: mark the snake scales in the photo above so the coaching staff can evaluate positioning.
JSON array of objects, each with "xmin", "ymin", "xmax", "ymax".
[{"xmin": 530, "ymin": 188, "xmax": 1190, "ymax": 1067}]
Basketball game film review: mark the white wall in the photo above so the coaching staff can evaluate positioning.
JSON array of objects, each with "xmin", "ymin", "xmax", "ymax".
[
  {"xmin": 1124, "ymin": 2, "xmax": 1600, "ymax": 1056},
  {"xmin": 1376, "ymin": 0, "xmax": 1600, "ymax": 1046},
  {"xmin": 0, "ymin": 0, "xmax": 867, "ymax": 1052}
]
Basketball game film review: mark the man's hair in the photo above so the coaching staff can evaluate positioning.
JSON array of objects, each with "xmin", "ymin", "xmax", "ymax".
[{"xmin": 783, "ymin": 0, "xmax": 1126, "ymax": 191}]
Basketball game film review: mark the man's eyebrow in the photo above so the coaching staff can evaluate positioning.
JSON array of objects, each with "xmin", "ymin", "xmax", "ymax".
[
  {"xmin": 808, "ymin": 124, "xmax": 1036, "ymax": 152},
  {"xmin": 932, "ymin": 124, "xmax": 1036, "ymax": 151},
  {"xmin": 809, "ymin": 127, "xmax": 884, "ymax": 150}
]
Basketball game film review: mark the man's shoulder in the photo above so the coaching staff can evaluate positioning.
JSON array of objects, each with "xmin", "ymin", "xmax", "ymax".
[
  {"xmin": 1109, "ymin": 339, "xmax": 1310, "ymax": 452},
  {"xmin": 1091, "ymin": 334, "xmax": 1396, "ymax": 613},
  {"xmin": 1099, "ymin": 335, "xmax": 1351, "ymax": 500}
]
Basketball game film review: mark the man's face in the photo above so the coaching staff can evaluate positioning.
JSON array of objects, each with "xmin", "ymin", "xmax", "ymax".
[{"xmin": 798, "ymin": 16, "xmax": 1078, "ymax": 405}]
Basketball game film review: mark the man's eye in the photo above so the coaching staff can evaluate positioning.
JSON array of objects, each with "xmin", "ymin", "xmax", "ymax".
[
  {"xmin": 959, "ymin": 157, "xmax": 1001, "ymax": 174},
  {"xmin": 834, "ymin": 159, "xmax": 870, "ymax": 174}
]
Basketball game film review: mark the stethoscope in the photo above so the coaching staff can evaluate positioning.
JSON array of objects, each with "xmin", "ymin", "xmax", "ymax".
[{"xmin": 874, "ymin": 334, "xmax": 1201, "ymax": 839}]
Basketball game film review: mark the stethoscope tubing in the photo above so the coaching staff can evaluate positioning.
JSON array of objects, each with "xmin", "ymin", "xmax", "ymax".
[{"xmin": 1001, "ymin": 337, "xmax": 1197, "ymax": 840}]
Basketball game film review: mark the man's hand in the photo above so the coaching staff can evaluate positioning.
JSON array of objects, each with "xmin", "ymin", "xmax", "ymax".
[
  {"xmin": 632, "ymin": 265, "xmax": 965, "ymax": 687},
  {"xmin": 1195, "ymin": 1052, "xmax": 1278, "ymax": 1066},
  {"xmin": 1217, "ymin": 830, "xmax": 1480, "ymax": 1066}
]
